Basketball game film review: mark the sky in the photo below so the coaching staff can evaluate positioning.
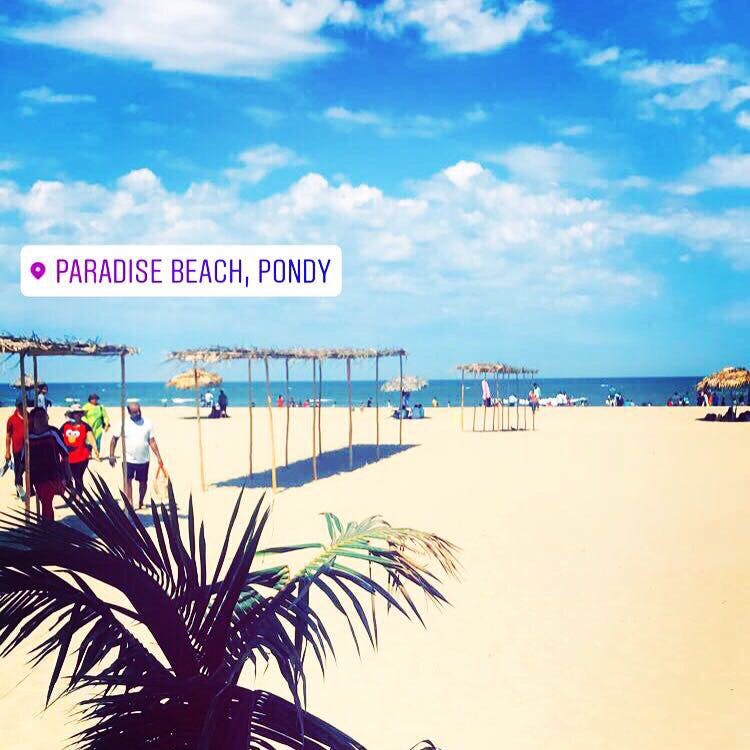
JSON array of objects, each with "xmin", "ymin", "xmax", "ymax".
[{"xmin": 0, "ymin": 0, "xmax": 748, "ymax": 382}]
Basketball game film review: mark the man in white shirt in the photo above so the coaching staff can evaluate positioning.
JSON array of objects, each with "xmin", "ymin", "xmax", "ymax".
[{"xmin": 109, "ymin": 401, "xmax": 165, "ymax": 508}]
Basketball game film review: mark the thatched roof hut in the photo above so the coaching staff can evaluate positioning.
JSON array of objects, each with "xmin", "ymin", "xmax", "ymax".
[
  {"xmin": 696, "ymin": 367, "xmax": 750, "ymax": 392},
  {"xmin": 0, "ymin": 335, "xmax": 136, "ymax": 357},
  {"xmin": 381, "ymin": 375, "xmax": 427, "ymax": 392},
  {"xmin": 167, "ymin": 368, "xmax": 222, "ymax": 390}
]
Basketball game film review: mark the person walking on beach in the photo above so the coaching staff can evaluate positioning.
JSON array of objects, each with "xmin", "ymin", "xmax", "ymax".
[
  {"xmin": 82, "ymin": 393, "xmax": 109, "ymax": 451},
  {"xmin": 528, "ymin": 386, "xmax": 540, "ymax": 413},
  {"xmin": 481, "ymin": 378, "xmax": 492, "ymax": 407},
  {"xmin": 62, "ymin": 404, "xmax": 99, "ymax": 494},
  {"xmin": 5, "ymin": 398, "xmax": 27, "ymax": 495},
  {"xmin": 218, "ymin": 389, "xmax": 229, "ymax": 417},
  {"xmin": 109, "ymin": 401, "xmax": 165, "ymax": 509},
  {"xmin": 23, "ymin": 407, "xmax": 71, "ymax": 520}
]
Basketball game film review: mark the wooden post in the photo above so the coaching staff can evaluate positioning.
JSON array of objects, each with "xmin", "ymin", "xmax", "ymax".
[
  {"xmin": 375, "ymin": 354, "xmax": 380, "ymax": 459},
  {"xmin": 120, "ymin": 353, "xmax": 130, "ymax": 506},
  {"xmin": 311, "ymin": 359, "xmax": 317, "ymax": 481},
  {"xmin": 523, "ymin": 372, "xmax": 528, "ymax": 431},
  {"xmin": 264, "ymin": 357, "xmax": 277, "ymax": 493},
  {"xmin": 482, "ymin": 376, "xmax": 487, "ymax": 432},
  {"xmin": 460, "ymin": 369, "xmax": 465, "ymax": 432},
  {"xmin": 247, "ymin": 359, "xmax": 253, "ymax": 478},
  {"xmin": 284, "ymin": 358, "xmax": 290, "ymax": 467},
  {"xmin": 19, "ymin": 354, "xmax": 31, "ymax": 519},
  {"xmin": 515, "ymin": 373, "xmax": 520, "ymax": 431},
  {"xmin": 492, "ymin": 371, "xmax": 498, "ymax": 431},
  {"xmin": 398, "ymin": 353, "xmax": 403, "ymax": 446},
  {"xmin": 32, "ymin": 356, "xmax": 39, "ymax": 406},
  {"xmin": 317, "ymin": 358, "xmax": 323, "ymax": 456},
  {"xmin": 347, "ymin": 357, "xmax": 353, "ymax": 468},
  {"xmin": 194, "ymin": 365, "xmax": 206, "ymax": 491},
  {"xmin": 472, "ymin": 372, "xmax": 477, "ymax": 432}
]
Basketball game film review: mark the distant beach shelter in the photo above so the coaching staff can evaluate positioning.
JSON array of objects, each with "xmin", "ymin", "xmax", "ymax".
[
  {"xmin": 0, "ymin": 335, "xmax": 137, "ymax": 516},
  {"xmin": 696, "ymin": 366, "xmax": 750, "ymax": 402},
  {"xmin": 456, "ymin": 362, "xmax": 539, "ymax": 433},
  {"xmin": 168, "ymin": 345, "xmax": 406, "ymax": 493},
  {"xmin": 166, "ymin": 367, "xmax": 223, "ymax": 491}
]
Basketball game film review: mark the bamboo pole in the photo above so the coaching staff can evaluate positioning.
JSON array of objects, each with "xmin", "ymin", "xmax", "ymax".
[
  {"xmin": 311, "ymin": 359, "xmax": 317, "ymax": 481},
  {"xmin": 32, "ymin": 356, "xmax": 39, "ymax": 407},
  {"xmin": 317, "ymin": 358, "xmax": 323, "ymax": 456},
  {"xmin": 120, "ymin": 353, "xmax": 130, "ymax": 506},
  {"xmin": 247, "ymin": 359, "xmax": 253, "ymax": 478},
  {"xmin": 472, "ymin": 372, "xmax": 477, "ymax": 432},
  {"xmin": 398, "ymin": 353, "xmax": 403, "ymax": 446},
  {"xmin": 194, "ymin": 365, "xmax": 206, "ymax": 491},
  {"xmin": 523, "ymin": 372, "xmax": 528, "ymax": 431},
  {"xmin": 492, "ymin": 371, "xmax": 498, "ymax": 431},
  {"xmin": 19, "ymin": 354, "xmax": 31, "ymax": 519},
  {"xmin": 460, "ymin": 369, "xmax": 465, "ymax": 432},
  {"xmin": 515, "ymin": 373, "xmax": 520, "ymax": 430},
  {"xmin": 347, "ymin": 357, "xmax": 353, "ymax": 468},
  {"xmin": 284, "ymin": 358, "xmax": 290, "ymax": 467},
  {"xmin": 264, "ymin": 357, "xmax": 277, "ymax": 493},
  {"xmin": 375, "ymin": 354, "xmax": 380, "ymax": 459},
  {"xmin": 482, "ymin": 377, "xmax": 487, "ymax": 432}
]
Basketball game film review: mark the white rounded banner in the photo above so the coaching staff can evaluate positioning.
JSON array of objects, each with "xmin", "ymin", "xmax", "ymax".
[{"xmin": 20, "ymin": 245, "xmax": 342, "ymax": 298}]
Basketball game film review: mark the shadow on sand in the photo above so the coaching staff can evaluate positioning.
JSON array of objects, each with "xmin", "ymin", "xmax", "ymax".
[{"xmin": 216, "ymin": 443, "xmax": 414, "ymax": 490}]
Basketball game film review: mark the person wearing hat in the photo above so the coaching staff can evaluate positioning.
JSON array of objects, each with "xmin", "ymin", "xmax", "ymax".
[
  {"xmin": 62, "ymin": 403, "xmax": 100, "ymax": 495},
  {"xmin": 82, "ymin": 392, "xmax": 110, "ymax": 451}
]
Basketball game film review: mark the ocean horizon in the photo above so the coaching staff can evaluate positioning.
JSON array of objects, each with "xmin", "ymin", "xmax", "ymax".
[{"xmin": 1, "ymin": 376, "xmax": 715, "ymax": 409}]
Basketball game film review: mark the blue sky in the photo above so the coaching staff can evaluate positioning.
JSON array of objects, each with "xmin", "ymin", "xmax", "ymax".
[{"xmin": 0, "ymin": 0, "xmax": 748, "ymax": 381}]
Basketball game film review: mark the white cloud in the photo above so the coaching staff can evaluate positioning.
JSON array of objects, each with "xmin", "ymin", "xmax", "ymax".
[
  {"xmin": 724, "ymin": 85, "xmax": 750, "ymax": 110},
  {"xmin": 223, "ymin": 144, "xmax": 300, "ymax": 184},
  {"xmin": 558, "ymin": 123, "xmax": 591, "ymax": 137},
  {"xmin": 676, "ymin": 0, "xmax": 713, "ymax": 23},
  {"xmin": 583, "ymin": 46, "xmax": 620, "ymax": 67},
  {"xmin": 244, "ymin": 107, "xmax": 286, "ymax": 127},
  {"xmin": 0, "ymin": 156, "xmax": 658, "ymax": 312},
  {"xmin": 13, "ymin": 0, "xmax": 361, "ymax": 78},
  {"xmin": 371, "ymin": 0, "xmax": 550, "ymax": 55},
  {"xmin": 622, "ymin": 56, "xmax": 730, "ymax": 87},
  {"xmin": 19, "ymin": 86, "xmax": 95, "ymax": 104},
  {"xmin": 0, "ymin": 159, "xmax": 19, "ymax": 172},
  {"xmin": 668, "ymin": 153, "xmax": 750, "ymax": 194},
  {"xmin": 320, "ymin": 105, "xmax": 483, "ymax": 138},
  {"xmin": 736, "ymin": 111, "xmax": 750, "ymax": 130},
  {"xmin": 722, "ymin": 299, "xmax": 750, "ymax": 324},
  {"xmin": 484, "ymin": 142, "xmax": 600, "ymax": 186}
]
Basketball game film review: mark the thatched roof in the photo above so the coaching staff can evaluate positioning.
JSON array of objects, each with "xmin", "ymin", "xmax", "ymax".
[
  {"xmin": 168, "ymin": 346, "xmax": 407, "ymax": 363},
  {"xmin": 696, "ymin": 367, "xmax": 750, "ymax": 391},
  {"xmin": 381, "ymin": 375, "xmax": 428, "ymax": 393},
  {"xmin": 456, "ymin": 362, "xmax": 538, "ymax": 375},
  {"xmin": 0, "ymin": 335, "xmax": 136, "ymax": 358},
  {"xmin": 167, "ymin": 368, "xmax": 223, "ymax": 390}
]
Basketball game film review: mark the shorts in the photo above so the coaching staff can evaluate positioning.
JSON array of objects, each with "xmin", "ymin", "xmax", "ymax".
[{"xmin": 126, "ymin": 462, "xmax": 149, "ymax": 483}]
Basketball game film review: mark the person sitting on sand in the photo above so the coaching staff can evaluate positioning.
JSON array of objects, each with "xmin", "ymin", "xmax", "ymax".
[
  {"xmin": 23, "ymin": 407, "xmax": 71, "ymax": 520},
  {"xmin": 82, "ymin": 393, "xmax": 110, "ymax": 451},
  {"xmin": 218, "ymin": 389, "xmax": 229, "ymax": 417},
  {"xmin": 109, "ymin": 401, "xmax": 165, "ymax": 509},
  {"xmin": 62, "ymin": 404, "xmax": 100, "ymax": 495}
]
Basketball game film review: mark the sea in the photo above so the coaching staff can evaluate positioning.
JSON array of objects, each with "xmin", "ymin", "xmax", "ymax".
[{"xmin": 0, "ymin": 377, "xmax": 708, "ymax": 409}]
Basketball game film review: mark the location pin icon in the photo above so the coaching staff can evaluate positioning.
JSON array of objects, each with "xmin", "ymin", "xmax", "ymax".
[{"xmin": 30, "ymin": 261, "xmax": 46, "ymax": 280}]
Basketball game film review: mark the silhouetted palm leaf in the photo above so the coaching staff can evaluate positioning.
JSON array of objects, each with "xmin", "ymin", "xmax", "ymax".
[{"xmin": 0, "ymin": 477, "xmax": 458, "ymax": 750}]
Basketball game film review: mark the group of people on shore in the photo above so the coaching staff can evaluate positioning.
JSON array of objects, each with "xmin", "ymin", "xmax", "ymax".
[{"xmin": 5, "ymin": 393, "xmax": 164, "ymax": 520}]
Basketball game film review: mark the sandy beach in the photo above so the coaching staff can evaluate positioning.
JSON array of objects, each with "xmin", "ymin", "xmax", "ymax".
[{"xmin": 1, "ymin": 405, "xmax": 748, "ymax": 749}]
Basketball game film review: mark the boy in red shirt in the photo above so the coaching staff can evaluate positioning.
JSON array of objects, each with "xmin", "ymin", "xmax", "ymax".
[
  {"xmin": 5, "ymin": 398, "xmax": 27, "ymax": 493},
  {"xmin": 61, "ymin": 404, "xmax": 100, "ymax": 494}
]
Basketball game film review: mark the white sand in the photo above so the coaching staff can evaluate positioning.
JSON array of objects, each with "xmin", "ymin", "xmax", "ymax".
[{"xmin": 0, "ymin": 405, "xmax": 748, "ymax": 749}]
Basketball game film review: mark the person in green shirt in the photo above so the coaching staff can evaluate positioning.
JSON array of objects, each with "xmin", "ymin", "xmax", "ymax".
[{"xmin": 82, "ymin": 393, "xmax": 110, "ymax": 451}]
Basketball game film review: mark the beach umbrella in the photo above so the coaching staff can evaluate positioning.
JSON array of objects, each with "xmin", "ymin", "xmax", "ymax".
[
  {"xmin": 166, "ymin": 368, "xmax": 222, "ymax": 390},
  {"xmin": 11, "ymin": 374, "xmax": 38, "ymax": 389},
  {"xmin": 696, "ymin": 366, "xmax": 750, "ymax": 392},
  {"xmin": 380, "ymin": 375, "xmax": 428, "ymax": 393},
  {"xmin": 167, "ymin": 367, "xmax": 222, "ymax": 491}
]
